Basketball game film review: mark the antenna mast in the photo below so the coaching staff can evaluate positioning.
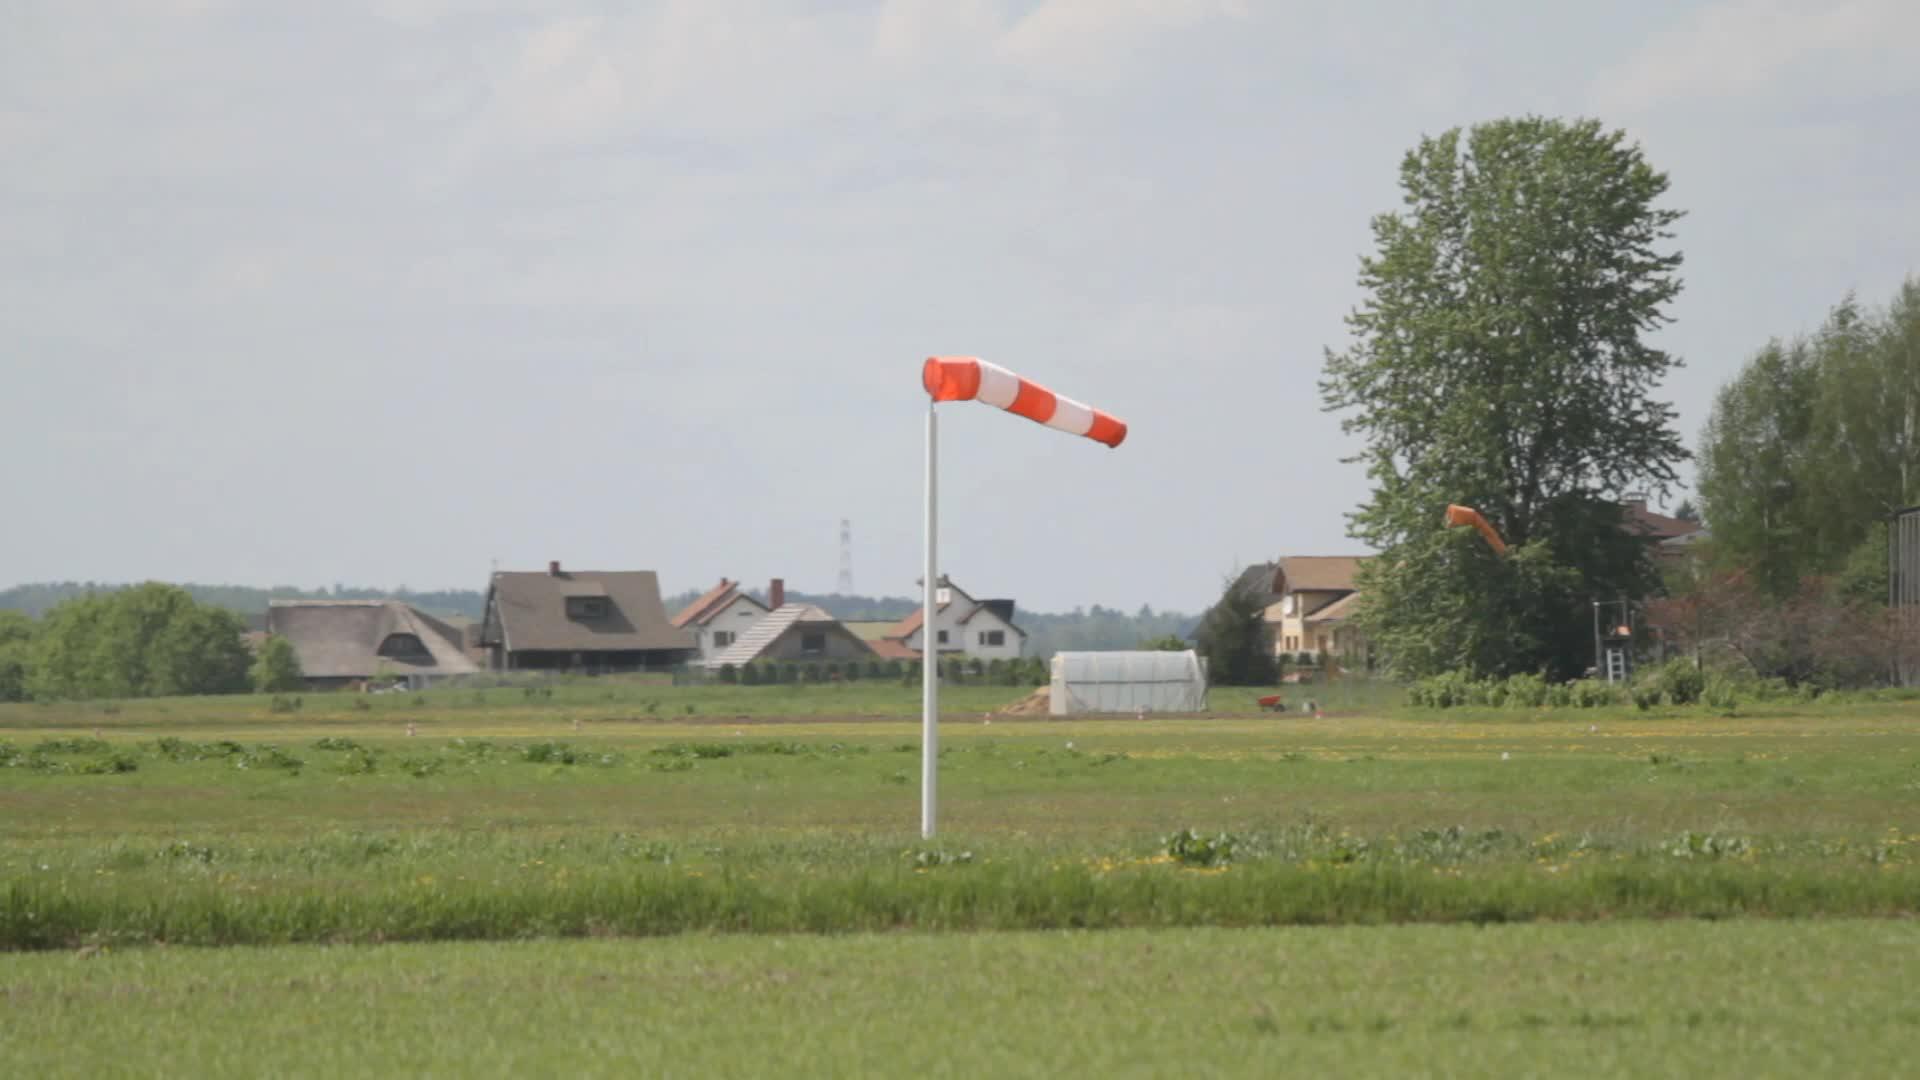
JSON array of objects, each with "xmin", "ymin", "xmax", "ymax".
[{"xmin": 837, "ymin": 518, "xmax": 855, "ymax": 594}]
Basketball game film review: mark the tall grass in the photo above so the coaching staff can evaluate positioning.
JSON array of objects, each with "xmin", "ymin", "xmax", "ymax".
[{"xmin": 4, "ymin": 824, "xmax": 1916, "ymax": 949}]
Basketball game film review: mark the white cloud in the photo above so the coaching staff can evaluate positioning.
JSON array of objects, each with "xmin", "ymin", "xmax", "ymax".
[
  {"xmin": 871, "ymin": 0, "xmax": 1004, "ymax": 64},
  {"xmin": 1592, "ymin": 0, "xmax": 1920, "ymax": 113},
  {"xmin": 997, "ymin": 0, "xmax": 1249, "ymax": 80}
]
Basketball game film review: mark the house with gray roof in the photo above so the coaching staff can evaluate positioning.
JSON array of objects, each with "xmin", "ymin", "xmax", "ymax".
[
  {"xmin": 705, "ymin": 603, "xmax": 876, "ymax": 669},
  {"xmin": 479, "ymin": 561, "xmax": 696, "ymax": 673},
  {"xmin": 266, "ymin": 600, "xmax": 481, "ymax": 690}
]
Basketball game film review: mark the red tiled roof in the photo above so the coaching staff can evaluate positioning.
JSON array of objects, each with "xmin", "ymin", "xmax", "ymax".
[
  {"xmin": 672, "ymin": 579, "xmax": 740, "ymax": 629},
  {"xmin": 1623, "ymin": 501, "xmax": 1703, "ymax": 542},
  {"xmin": 868, "ymin": 637, "xmax": 920, "ymax": 660},
  {"xmin": 888, "ymin": 602, "xmax": 951, "ymax": 640}
]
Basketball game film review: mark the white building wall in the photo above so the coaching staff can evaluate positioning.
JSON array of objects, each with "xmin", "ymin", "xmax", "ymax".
[
  {"xmin": 901, "ymin": 585, "xmax": 1025, "ymax": 660},
  {"xmin": 694, "ymin": 596, "xmax": 770, "ymax": 663},
  {"xmin": 958, "ymin": 610, "xmax": 1025, "ymax": 660}
]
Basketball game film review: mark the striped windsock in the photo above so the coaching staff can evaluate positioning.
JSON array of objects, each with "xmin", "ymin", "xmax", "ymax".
[{"xmin": 921, "ymin": 356, "xmax": 1128, "ymax": 448}]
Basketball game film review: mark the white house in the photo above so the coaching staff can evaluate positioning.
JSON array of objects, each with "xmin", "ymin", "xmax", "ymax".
[
  {"xmin": 888, "ymin": 577, "xmax": 1027, "ymax": 662},
  {"xmin": 670, "ymin": 578, "xmax": 775, "ymax": 665}
]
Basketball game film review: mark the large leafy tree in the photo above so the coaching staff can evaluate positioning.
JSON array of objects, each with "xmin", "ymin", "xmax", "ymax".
[
  {"xmin": 29, "ymin": 584, "xmax": 251, "ymax": 700},
  {"xmin": 1321, "ymin": 116, "xmax": 1688, "ymax": 679}
]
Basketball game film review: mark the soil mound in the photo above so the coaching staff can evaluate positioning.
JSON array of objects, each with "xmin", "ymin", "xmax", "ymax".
[{"xmin": 996, "ymin": 688, "xmax": 1051, "ymax": 716}]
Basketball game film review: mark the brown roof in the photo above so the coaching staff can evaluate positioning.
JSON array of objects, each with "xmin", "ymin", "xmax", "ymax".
[
  {"xmin": 1303, "ymin": 591, "xmax": 1362, "ymax": 623},
  {"xmin": 868, "ymin": 637, "xmax": 920, "ymax": 660},
  {"xmin": 266, "ymin": 601, "xmax": 481, "ymax": 679},
  {"xmin": 889, "ymin": 602, "xmax": 951, "ymax": 640},
  {"xmin": 707, "ymin": 604, "xmax": 875, "ymax": 667},
  {"xmin": 672, "ymin": 578, "xmax": 758, "ymax": 628},
  {"xmin": 1622, "ymin": 500, "xmax": 1704, "ymax": 543},
  {"xmin": 484, "ymin": 570, "xmax": 695, "ymax": 654},
  {"xmin": 1274, "ymin": 556, "xmax": 1368, "ymax": 594}
]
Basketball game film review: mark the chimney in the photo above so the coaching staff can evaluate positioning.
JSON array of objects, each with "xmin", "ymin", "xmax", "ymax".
[
  {"xmin": 769, "ymin": 578, "xmax": 786, "ymax": 609},
  {"xmin": 548, "ymin": 560, "xmax": 561, "ymax": 577}
]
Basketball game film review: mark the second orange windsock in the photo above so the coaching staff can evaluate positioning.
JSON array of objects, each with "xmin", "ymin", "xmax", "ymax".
[{"xmin": 1444, "ymin": 504, "xmax": 1508, "ymax": 556}]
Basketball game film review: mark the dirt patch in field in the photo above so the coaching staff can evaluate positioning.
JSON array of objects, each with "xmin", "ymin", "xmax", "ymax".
[{"xmin": 995, "ymin": 688, "xmax": 1052, "ymax": 716}]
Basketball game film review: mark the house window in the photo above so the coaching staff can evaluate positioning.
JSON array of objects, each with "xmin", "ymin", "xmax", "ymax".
[
  {"xmin": 566, "ymin": 596, "xmax": 609, "ymax": 619},
  {"xmin": 800, "ymin": 630, "xmax": 827, "ymax": 655},
  {"xmin": 713, "ymin": 631, "xmax": 735, "ymax": 649},
  {"xmin": 377, "ymin": 633, "xmax": 429, "ymax": 660},
  {"xmin": 936, "ymin": 587, "xmax": 952, "ymax": 605},
  {"xmin": 978, "ymin": 630, "xmax": 1005, "ymax": 647},
  {"xmin": 937, "ymin": 630, "xmax": 949, "ymax": 645}
]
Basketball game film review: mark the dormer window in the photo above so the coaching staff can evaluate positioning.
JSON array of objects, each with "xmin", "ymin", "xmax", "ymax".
[
  {"xmin": 936, "ymin": 587, "xmax": 952, "ymax": 605},
  {"xmin": 566, "ymin": 596, "xmax": 609, "ymax": 619},
  {"xmin": 377, "ymin": 633, "xmax": 430, "ymax": 660}
]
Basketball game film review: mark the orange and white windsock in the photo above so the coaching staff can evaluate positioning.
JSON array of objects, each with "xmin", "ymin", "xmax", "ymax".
[{"xmin": 922, "ymin": 356, "xmax": 1127, "ymax": 449}]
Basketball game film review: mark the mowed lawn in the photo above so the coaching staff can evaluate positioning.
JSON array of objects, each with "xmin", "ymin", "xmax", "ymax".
[
  {"xmin": 4, "ymin": 922, "xmax": 1916, "ymax": 1078},
  {"xmin": 2, "ymin": 685, "xmax": 1919, "ymax": 946}
]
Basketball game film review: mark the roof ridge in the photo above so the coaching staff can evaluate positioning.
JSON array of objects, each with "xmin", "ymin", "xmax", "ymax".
[{"xmin": 708, "ymin": 604, "xmax": 807, "ymax": 667}]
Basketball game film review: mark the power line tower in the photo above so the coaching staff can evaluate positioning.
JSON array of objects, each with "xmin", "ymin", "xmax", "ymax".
[{"xmin": 837, "ymin": 518, "xmax": 855, "ymax": 595}]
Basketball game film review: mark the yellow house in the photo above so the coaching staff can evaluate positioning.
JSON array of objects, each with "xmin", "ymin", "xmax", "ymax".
[{"xmin": 1263, "ymin": 556, "xmax": 1370, "ymax": 662}]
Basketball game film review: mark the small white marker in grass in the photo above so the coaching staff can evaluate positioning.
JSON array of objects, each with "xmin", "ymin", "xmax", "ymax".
[{"xmin": 1500, "ymin": 751, "xmax": 1510, "ymax": 761}]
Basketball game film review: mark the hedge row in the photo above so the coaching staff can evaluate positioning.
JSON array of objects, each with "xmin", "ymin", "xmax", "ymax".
[{"xmin": 709, "ymin": 656, "xmax": 1049, "ymax": 688}]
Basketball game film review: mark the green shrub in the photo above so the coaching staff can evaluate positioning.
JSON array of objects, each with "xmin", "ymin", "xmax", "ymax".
[
  {"xmin": 1163, "ymin": 828, "xmax": 1253, "ymax": 867},
  {"xmin": 1653, "ymin": 658, "xmax": 1704, "ymax": 706},
  {"xmin": 521, "ymin": 741, "xmax": 578, "ymax": 765},
  {"xmin": 717, "ymin": 664, "xmax": 738, "ymax": 685},
  {"xmin": 1570, "ymin": 679, "xmax": 1617, "ymax": 708},
  {"xmin": 1501, "ymin": 673, "xmax": 1549, "ymax": 708},
  {"xmin": 1704, "ymin": 677, "xmax": 1740, "ymax": 716},
  {"xmin": 1409, "ymin": 671, "xmax": 1482, "ymax": 709}
]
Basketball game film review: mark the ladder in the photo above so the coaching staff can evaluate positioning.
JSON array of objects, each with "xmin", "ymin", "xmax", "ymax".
[{"xmin": 1604, "ymin": 646, "xmax": 1629, "ymax": 684}]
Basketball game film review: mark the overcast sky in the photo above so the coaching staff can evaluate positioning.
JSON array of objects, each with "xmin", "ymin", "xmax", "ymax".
[{"xmin": 5, "ymin": 0, "xmax": 1917, "ymax": 613}]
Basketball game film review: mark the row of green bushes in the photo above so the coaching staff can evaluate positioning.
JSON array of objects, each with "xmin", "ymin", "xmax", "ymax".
[
  {"xmin": 704, "ymin": 656, "xmax": 1050, "ymax": 688},
  {"xmin": 1407, "ymin": 660, "xmax": 1741, "ymax": 712}
]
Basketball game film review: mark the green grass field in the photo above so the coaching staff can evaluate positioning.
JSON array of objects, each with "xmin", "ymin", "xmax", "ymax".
[
  {"xmin": 2, "ymin": 681, "xmax": 1917, "ymax": 1073},
  {"xmin": 5, "ymin": 923, "xmax": 1916, "ymax": 1077}
]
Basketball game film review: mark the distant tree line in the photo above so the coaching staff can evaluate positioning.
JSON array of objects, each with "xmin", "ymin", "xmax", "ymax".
[
  {"xmin": 0, "ymin": 581, "xmax": 483, "ymax": 621},
  {"xmin": 1697, "ymin": 277, "xmax": 1920, "ymax": 601},
  {"xmin": 1670, "ymin": 275, "xmax": 1920, "ymax": 686}
]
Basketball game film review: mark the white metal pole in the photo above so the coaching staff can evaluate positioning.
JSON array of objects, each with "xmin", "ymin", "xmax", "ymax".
[{"xmin": 922, "ymin": 399, "xmax": 939, "ymax": 838}]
